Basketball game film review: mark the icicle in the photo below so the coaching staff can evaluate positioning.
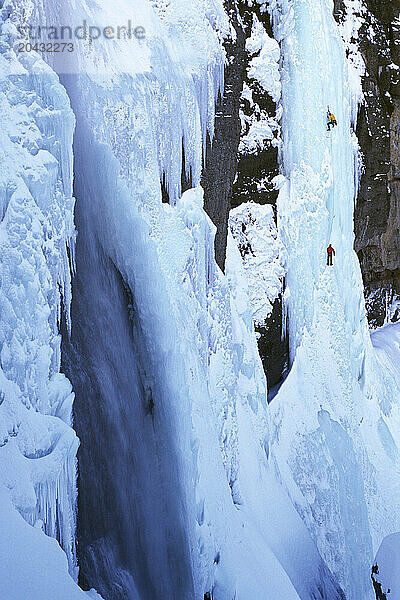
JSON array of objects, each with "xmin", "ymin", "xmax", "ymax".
[{"xmin": 26, "ymin": 450, "xmax": 79, "ymax": 581}]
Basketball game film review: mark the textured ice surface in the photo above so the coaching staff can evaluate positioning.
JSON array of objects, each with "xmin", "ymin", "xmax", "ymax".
[
  {"xmin": 370, "ymin": 326, "xmax": 400, "ymax": 600},
  {"xmin": 0, "ymin": 0, "xmax": 81, "ymax": 582},
  {"xmin": 229, "ymin": 202, "xmax": 284, "ymax": 325},
  {"xmin": 373, "ymin": 529, "xmax": 400, "ymax": 599},
  {"xmin": 1, "ymin": 0, "xmax": 398, "ymax": 599},
  {"xmin": 0, "ymin": 484, "xmax": 99, "ymax": 599},
  {"xmin": 52, "ymin": 0, "xmax": 346, "ymax": 596},
  {"xmin": 266, "ymin": 2, "xmax": 400, "ymax": 599}
]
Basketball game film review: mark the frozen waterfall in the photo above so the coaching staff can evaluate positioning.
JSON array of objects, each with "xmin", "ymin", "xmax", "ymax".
[
  {"xmin": 1, "ymin": 0, "xmax": 400, "ymax": 599},
  {"xmin": 268, "ymin": 1, "xmax": 400, "ymax": 599}
]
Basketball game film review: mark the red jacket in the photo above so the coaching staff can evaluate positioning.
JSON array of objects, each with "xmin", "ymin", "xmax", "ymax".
[{"xmin": 327, "ymin": 246, "xmax": 335, "ymax": 255}]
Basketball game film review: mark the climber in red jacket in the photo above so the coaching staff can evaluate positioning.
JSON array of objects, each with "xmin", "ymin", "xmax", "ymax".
[{"xmin": 327, "ymin": 244, "xmax": 336, "ymax": 266}]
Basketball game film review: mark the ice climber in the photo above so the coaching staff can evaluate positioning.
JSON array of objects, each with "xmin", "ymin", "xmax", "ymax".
[
  {"xmin": 327, "ymin": 244, "xmax": 335, "ymax": 266},
  {"xmin": 327, "ymin": 108, "xmax": 337, "ymax": 131}
]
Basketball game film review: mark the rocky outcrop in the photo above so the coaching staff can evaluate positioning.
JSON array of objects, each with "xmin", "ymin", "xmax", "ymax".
[
  {"xmin": 202, "ymin": 1, "xmax": 247, "ymax": 272},
  {"xmin": 231, "ymin": 7, "xmax": 280, "ymax": 211},
  {"xmin": 352, "ymin": 1, "xmax": 400, "ymax": 326},
  {"xmin": 203, "ymin": 2, "xmax": 287, "ymax": 386},
  {"xmin": 256, "ymin": 298, "xmax": 288, "ymax": 392},
  {"xmin": 371, "ymin": 563, "xmax": 388, "ymax": 600},
  {"xmin": 202, "ymin": 2, "xmax": 280, "ymax": 271}
]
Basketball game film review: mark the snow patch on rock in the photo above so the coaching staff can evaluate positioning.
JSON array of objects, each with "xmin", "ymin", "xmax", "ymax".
[{"xmin": 229, "ymin": 202, "xmax": 284, "ymax": 326}]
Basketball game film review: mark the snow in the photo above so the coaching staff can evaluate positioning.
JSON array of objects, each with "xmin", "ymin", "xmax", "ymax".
[
  {"xmin": 239, "ymin": 111, "xmax": 280, "ymax": 154},
  {"xmin": 247, "ymin": 14, "xmax": 281, "ymax": 103},
  {"xmin": 240, "ymin": 14, "xmax": 281, "ymax": 155},
  {"xmin": 229, "ymin": 202, "xmax": 284, "ymax": 325},
  {"xmin": 369, "ymin": 326, "xmax": 400, "ymax": 600},
  {"xmin": 0, "ymin": 484, "xmax": 101, "ymax": 600}
]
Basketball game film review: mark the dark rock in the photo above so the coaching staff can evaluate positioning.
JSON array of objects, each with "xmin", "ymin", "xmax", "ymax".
[
  {"xmin": 202, "ymin": 1, "xmax": 247, "ymax": 272},
  {"xmin": 371, "ymin": 563, "xmax": 388, "ymax": 600},
  {"xmin": 232, "ymin": 7, "xmax": 280, "ymax": 210},
  {"xmin": 333, "ymin": 0, "xmax": 346, "ymax": 23},
  {"xmin": 256, "ymin": 296, "xmax": 289, "ymax": 391},
  {"xmin": 232, "ymin": 81, "xmax": 280, "ymax": 209},
  {"xmin": 202, "ymin": 2, "xmax": 280, "ymax": 270},
  {"xmin": 202, "ymin": 2, "xmax": 286, "ymax": 381},
  {"xmin": 352, "ymin": 1, "xmax": 400, "ymax": 326}
]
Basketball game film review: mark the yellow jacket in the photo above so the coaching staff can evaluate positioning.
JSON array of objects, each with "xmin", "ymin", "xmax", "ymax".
[{"xmin": 329, "ymin": 114, "xmax": 336, "ymax": 122}]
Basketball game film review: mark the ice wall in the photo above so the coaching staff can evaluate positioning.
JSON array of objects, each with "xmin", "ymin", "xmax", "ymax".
[
  {"xmin": 42, "ymin": 0, "xmax": 345, "ymax": 598},
  {"xmin": 0, "ymin": 0, "xmax": 389, "ymax": 598},
  {"xmin": 265, "ymin": 1, "xmax": 400, "ymax": 598},
  {"xmin": 0, "ymin": 0, "xmax": 83, "ymax": 585},
  {"xmin": 0, "ymin": 484, "xmax": 101, "ymax": 600}
]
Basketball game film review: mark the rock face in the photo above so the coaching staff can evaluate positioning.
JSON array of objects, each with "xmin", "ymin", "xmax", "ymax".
[
  {"xmin": 202, "ymin": 1, "xmax": 247, "ymax": 272},
  {"xmin": 256, "ymin": 298, "xmax": 288, "ymax": 393},
  {"xmin": 203, "ymin": 2, "xmax": 287, "ymax": 386},
  {"xmin": 352, "ymin": 1, "xmax": 400, "ymax": 326},
  {"xmin": 231, "ymin": 7, "xmax": 280, "ymax": 212},
  {"xmin": 202, "ymin": 2, "xmax": 280, "ymax": 272},
  {"xmin": 203, "ymin": 0, "xmax": 400, "ymax": 384}
]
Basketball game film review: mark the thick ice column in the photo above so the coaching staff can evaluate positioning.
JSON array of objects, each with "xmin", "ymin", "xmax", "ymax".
[
  {"xmin": 269, "ymin": 0, "xmax": 368, "ymax": 369},
  {"xmin": 267, "ymin": 1, "xmax": 400, "ymax": 599},
  {"xmin": 0, "ymin": 2, "xmax": 79, "ymax": 579}
]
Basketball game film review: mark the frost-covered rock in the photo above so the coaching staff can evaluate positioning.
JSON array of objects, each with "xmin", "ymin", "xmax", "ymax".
[
  {"xmin": 346, "ymin": 0, "xmax": 400, "ymax": 326},
  {"xmin": 239, "ymin": 13, "xmax": 281, "ymax": 156},
  {"xmin": 247, "ymin": 13, "xmax": 281, "ymax": 103},
  {"xmin": 229, "ymin": 202, "xmax": 284, "ymax": 325}
]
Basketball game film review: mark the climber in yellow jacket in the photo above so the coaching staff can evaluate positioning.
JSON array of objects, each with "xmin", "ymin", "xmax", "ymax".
[{"xmin": 327, "ymin": 108, "xmax": 337, "ymax": 131}]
